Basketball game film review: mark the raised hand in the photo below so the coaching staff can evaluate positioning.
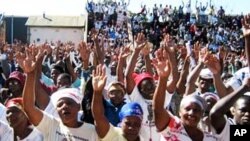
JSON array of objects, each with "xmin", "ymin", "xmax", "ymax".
[
  {"xmin": 204, "ymin": 53, "xmax": 221, "ymax": 75},
  {"xmin": 193, "ymin": 41, "xmax": 201, "ymax": 60},
  {"xmin": 42, "ymin": 43, "xmax": 52, "ymax": 55},
  {"xmin": 241, "ymin": 14, "xmax": 250, "ymax": 37},
  {"xmin": 78, "ymin": 41, "xmax": 91, "ymax": 62},
  {"xmin": 198, "ymin": 47, "xmax": 208, "ymax": 63},
  {"xmin": 218, "ymin": 46, "xmax": 227, "ymax": 60},
  {"xmin": 90, "ymin": 28, "xmax": 99, "ymax": 42},
  {"xmin": 92, "ymin": 64, "xmax": 107, "ymax": 92},
  {"xmin": 163, "ymin": 34, "xmax": 175, "ymax": 48},
  {"xmin": 63, "ymin": 44, "xmax": 73, "ymax": 60},
  {"xmin": 152, "ymin": 48, "xmax": 171, "ymax": 78},
  {"xmin": 141, "ymin": 42, "xmax": 152, "ymax": 56},
  {"xmin": 119, "ymin": 45, "xmax": 131, "ymax": 60},
  {"xmin": 15, "ymin": 46, "xmax": 44, "ymax": 73},
  {"xmin": 135, "ymin": 33, "xmax": 147, "ymax": 51},
  {"xmin": 179, "ymin": 45, "xmax": 187, "ymax": 59}
]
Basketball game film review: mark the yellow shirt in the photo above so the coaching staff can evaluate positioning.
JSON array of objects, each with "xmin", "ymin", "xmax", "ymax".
[{"xmin": 101, "ymin": 124, "xmax": 144, "ymax": 141}]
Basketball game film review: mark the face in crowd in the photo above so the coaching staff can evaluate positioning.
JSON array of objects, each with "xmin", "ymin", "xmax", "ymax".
[
  {"xmin": 231, "ymin": 95, "xmax": 250, "ymax": 125},
  {"xmin": 138, "ymin": 78, "xmax": 156, "ymax": 100},
  {"xmin": 6, "ymin": 98, "xmax": 30, "ymax": 129},
  {"xmin": 179, "ymin": 95, "xmax": 205, "ymax": 127},
  {"xmin": 107, "ymin": 82, "xmax": 125, "ymax": 106},
  {"xmin": 56, "ymin": 97, "xmax": 80, "ymax": 127},
  {"xmin": 52, "ymin": 88, "xmax": 82, "ymax": 127},
  {"xmin": 119, "ymin": 102, "xmax": 143, "ymax": 141}
]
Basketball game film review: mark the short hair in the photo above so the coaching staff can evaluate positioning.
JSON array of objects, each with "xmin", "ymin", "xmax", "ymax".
[
  {"xmin": 58, "ymin": 73, "xmax": 72, "ymax": 84},
  {"xmin": 51, "ymin": 64, "xmax": 64, "ymax": 73},
  {"xmin": 234, "ymin": 95, "xmax": 250, "ymax": 107}
]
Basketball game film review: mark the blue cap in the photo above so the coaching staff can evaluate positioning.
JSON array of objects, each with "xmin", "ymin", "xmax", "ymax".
[{"xmin": 119, "ymin": 102, "xmax": 143, "ymax": 121}]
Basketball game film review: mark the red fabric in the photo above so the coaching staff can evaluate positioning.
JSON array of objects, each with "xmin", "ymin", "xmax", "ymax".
[
  {"xmin": 6, "ymin": 71, "xmax": 26, "ymax": 87},
  {"xmin": 40, "ymin": 81, "xmax": 58, "ymax": 96},
  {"xmin": 133, "ymin": 72, "xmax": 153, "ymax": 86},
  {"xmin": 5, "ymin": 97, "xmax": 23, "ymax": 108}
]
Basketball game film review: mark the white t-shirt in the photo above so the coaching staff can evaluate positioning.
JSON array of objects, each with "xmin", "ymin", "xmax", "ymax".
[
  {"xmin": 161, "ymin": 116, "xmax": 218, "ymax": 141},
  {"xmin": 44, "ymin": 100, "xmax": 59, "ymax": 118},
  {"xmin": 0, "ymin": 103, "xmax": 7, "ymax": 123},
  {"xmin": 0, "ymin": 120, "xmax": 13, "ymax": 141},
  {"xmin": 19, "ymin": 128, "xmax": 43, "ymax": 141},
  {"xmin": 36, "ymin": 112, "xmax": 98, "ymax": 141},
  {"xmin": 101, "ymin": 124, "xmax": 145, "ymax": 141},
  {"xmin": 108, "ymin": 5, "xmax": 115, "ymax": 15},
  {"xmin": 226, "ymin": 67, "xmax": 249, "ymax": 91},
  {"xmin": 211, "ymin": 117, "xmax": 233, "ymax": 141},
  {"xmin": 127, "ymin": 87, "xmax": 173, "ymax": 141}
]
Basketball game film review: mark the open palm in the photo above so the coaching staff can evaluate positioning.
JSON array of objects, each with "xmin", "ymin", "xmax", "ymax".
[
  {"xmin": 204, "ymin": 54, "xmax": 221, "ymax": 75},
  {"xmin": 92, "ymin": 65, "xmax": 107, "ymax": 92},
  {"xmin": 242, "ymin": 14, "xmax": 250, "ymax": 37},
  {"xmin": 152, "ymin": 48, "xmax": 170, "ymax": 78}
]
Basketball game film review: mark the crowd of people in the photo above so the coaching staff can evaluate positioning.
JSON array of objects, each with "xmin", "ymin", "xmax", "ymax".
[{"xmin": 0, "ymin": 0, "xmax": 249, "ymax": 141}]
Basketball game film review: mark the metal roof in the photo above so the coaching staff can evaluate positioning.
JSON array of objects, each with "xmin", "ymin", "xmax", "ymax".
[{"xmin": 25, "ymin": 15, "xmax": 85, "ymax": 27}]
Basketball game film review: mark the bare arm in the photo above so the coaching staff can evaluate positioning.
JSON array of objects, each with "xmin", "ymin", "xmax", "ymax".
[
  {"xmin": 16, "ymin": 48, "xmax": 44, "ymax": 126},
  {"xmin": 176, "ymin": 56, "xmax": 190, "ymax": 96},
  {"xmin": 143, "ymin": 43, "xmax": 154, "ymax": 75},
  {"xmin": 91, "ymin": 65, "xmax": 109, "ymax": 138},
  {"xmin": 210, "ymin": 78, "xmax": 250, "ymax": 134},
  {"xmin": 125, "ymin": 33, "xmax": 146, "ymax": 94},
  {"xmin": 185, "ymin": 62, "xmax": 203, "ymax": 95},
  {"xmin": 242, "ymin": 14, "xmax": 250, "ymax": 70},
  {"xmin": 64, "ymin": 55, "xmax": 77, "ymax": 82},
  {"xmin": 166, "ymin": 47, "xmax": 179, "ymax": 93},
  {"xmin": 185, "ymin": 47, "xmax": 208, "ymax": 95},
  {"xmin": 125, "ymin": 49, "xmax": 140, "ymax": 94},
  {"xmin": 204, "ymin": 53, "xmax": 233, "ymax": 98},
  {"xmin": 117, "ymin": 46, "xmax": 130, "ymax": 83},
  {"xmin": 92, "ymin": 29, "xmax": 104, "ymax": 65},
  {"xmin": 35, "ymin": 50, "xmax": 50, "ymax": 110},
  {"xmin": 152, "ymin": 48, "xmax": 171, "ymax": 131}
]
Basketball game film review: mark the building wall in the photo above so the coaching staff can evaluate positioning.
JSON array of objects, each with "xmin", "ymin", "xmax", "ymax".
[
  {"xmin": 28, "ymin": 27, "xmax": 84, "ymax": 44},
  {"xmin": 5, "ymin": 17, "xmax": 28, "ymax": 43}
]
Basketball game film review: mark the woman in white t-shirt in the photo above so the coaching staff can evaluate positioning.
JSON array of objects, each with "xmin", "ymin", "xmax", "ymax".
[
  {"xmin": 5, "ymin": 98, "xmax": 43, "ymax": 141},
  {"xmin": 17, "ymin": 48, "xmax": 98, "ymax": 141},
  {"xmin": 152, "ymin": 48, "xmax": 217, "ymax": 141}
]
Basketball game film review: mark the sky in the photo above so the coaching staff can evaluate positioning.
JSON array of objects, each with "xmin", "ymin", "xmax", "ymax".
[{"xmin": 0, "ymin": 0, "xmax": 249, "ymax": 16}]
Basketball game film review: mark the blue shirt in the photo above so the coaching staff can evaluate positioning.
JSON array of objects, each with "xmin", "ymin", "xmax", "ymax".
[{"xmin": 104, "ymin": 100, "xmax": 126, "ymax": 127}]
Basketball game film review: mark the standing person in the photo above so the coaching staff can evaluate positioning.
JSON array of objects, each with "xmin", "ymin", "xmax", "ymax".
[
  {"xmin": 104, "ymin": 81, "xmax": 126, "ymax": 126},
  {"xmin": 18, "ymin": 47, "xmax": 98, "ymax": 141},
  {"xmin": 152, "ymin": 47, "xmax": 217, "ymax": 141},
  {"xmin": 183, "ymin": 0, "xmax": 191, "ymax": 22},
  {"xmin": 5, "ymin": 98, "xmax": 43, "ymax": 141},
  {"xmin": 209, "ymin": 78, "xmax": 250, "ymax": 141},
  {"xmin": 208, "ymin": 14, "xmax": 250, "ymax": 141},
  {"xmin": 125, "ymin": 34, "xmax": 177, "ymax": 141},
  {"xmin": 92, "ymin": 64, "xmax": 144, "ymax": 141}
]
